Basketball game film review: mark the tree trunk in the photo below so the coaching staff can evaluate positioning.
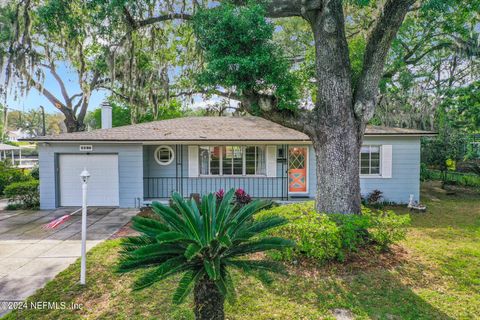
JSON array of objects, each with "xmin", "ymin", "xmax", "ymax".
[
  {"xmin": 311, "ymin": 127, "xmax": 362, "ymax": 214},
  {"xmin": 305, "ymin": 2, "xmax": 363, "ymax": 214},
  {"xmin": 193, "ymin": 278, "xmax": 225, "ymax": 320},
  {"xmin": 63, "ymin": 110, "xmax": 85, "ymax": 133},
  {"xmin": 64, "ymin": 117, "xmax": 85, "ymax": 133}
]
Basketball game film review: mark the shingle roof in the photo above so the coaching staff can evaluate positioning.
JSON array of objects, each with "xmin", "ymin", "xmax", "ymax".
[{"xmin": 27, "ymin": 116, "xmax": 436, "ymax": 142}]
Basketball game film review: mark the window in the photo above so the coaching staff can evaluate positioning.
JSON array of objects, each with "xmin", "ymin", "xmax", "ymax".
[
  {"xmin": 199, "ymin": 145, "xmax": 266, "ymax": 176},
  {"xmin": 360, "ymin": 146, "xmax": 380, "ymax": 175},
  {"xmin": 154, "ymin": 145, "xmax": 174, "ymax": 165},
  {"xmin": 199, "ymin": 146, "xmax": 221, "ymax": 175}
]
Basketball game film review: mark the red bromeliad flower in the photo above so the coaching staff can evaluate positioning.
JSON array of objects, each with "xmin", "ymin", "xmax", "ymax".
[
  {"xmin": 215, "ymin": 188, "xmax": 225, "ymax": 201},
  {"xmin": 235, "ymin": 188, "xmax": 252, "ymax": 205}
]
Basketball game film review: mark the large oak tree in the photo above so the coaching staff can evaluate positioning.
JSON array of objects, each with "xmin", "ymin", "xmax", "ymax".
[
  {"xmin": 195, "ymin": 0, "xmax": 417, "ymax": 214},
  {"xmin": 110, "ymin": 0, "xmax": 421, "ymax": 213}
]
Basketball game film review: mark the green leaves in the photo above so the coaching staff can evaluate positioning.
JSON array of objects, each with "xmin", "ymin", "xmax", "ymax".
[
  {"xmin": 156, "ymin": 232, "xmax": 188, "ymax": 243},
  {"xmin": 173, "ymin": 270, "xmax": 203, "ymax": 304},
  {"xmin": 131, "ymin": 216, "xmax": 169, "ymax": 237},
  {"xmin": 184, "ymin": 243, "xmax": 202, "ymax": 260},
  {"xmin": 192, "ymin": 2, "xmax": 300, "ymax": 111},
  {"xmin": 119, "ymin": 189, "xmax": 293, "ymax": 306},
  {"xmin": 133, "ymin": 256, "xmax": 188, "ymax": 290}
]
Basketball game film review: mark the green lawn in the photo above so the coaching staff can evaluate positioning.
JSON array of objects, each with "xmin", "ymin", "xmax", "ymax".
[{"xmin": 4, "ymin": 182, "xmax": 479, "ymax": 320}]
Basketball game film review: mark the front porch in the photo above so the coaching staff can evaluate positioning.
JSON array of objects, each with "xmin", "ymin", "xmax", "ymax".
[
  {"xmin": 142, "ymin": 144, "xmax": 311, "ymax": 201},
  {"xmin": 143, "ymin": 176, "xmax": 290, "ymax": 200}
]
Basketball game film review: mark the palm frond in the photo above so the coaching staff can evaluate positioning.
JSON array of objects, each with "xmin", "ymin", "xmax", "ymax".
[
  {"xmin": 227, "ymin": 200, "xmax": 272, "ymax": 236},
  {"xmin": 151, "ymin": 201, "xmax": 189, "ymax": 234},
  {"xmin": 224, "ymin": 237, "xmax": 295, "ymax": 257},
  {"xmin": 220, "ymin": 266, "xmax": 236, "ymax": 304},
  {"xmin": 127, "ymin": 242, "xmax": 185, "ymax": 257},
  {"xmin": 156, "ymin": 231, "xmax": 191, "ymax": 244},
  {"xmin": 172, "ymin": 269, "xmax": 203, "ymax": 304},
  {"xmin": 184, "ymin": 243, "xmax": 202, "ymax": 260},
  {"xmin": 117, "ymin": 252, "xmax": 176, "ymax": 272},
  {"xmin": 131, "ymin": 216, "xmax": 170, "ymax": 236},
  {"xmin": 170, "ymin": 193, "xmax": 203, "ymax": 242},
  {"xmin": 232, "ymin": 216, "xmax": 288, "ymax": 242},
  {"xmin": 247, "ymin": 216, "xmax": 288, "ymax": 234},
  {"xmin": 120, "ymin": 236, "xmax": 157, "ymax": 252},
  {"xmin": 201, "ymin": 193, "xmax": 217, "ymax": 244},
  {"xmin": 133, "ymin": 256, "xmax": 190, "ymax": 290},
  {"xmin": 215, "ymin": 189, "xmax": 236, "ymax": 231},
  {"xmin": 203, "ymin": 258, "xmax": 220, "ymax": 280},
  {"xmin": 118, "ymin": 243, "xmax": 186, "ymax": 272}
]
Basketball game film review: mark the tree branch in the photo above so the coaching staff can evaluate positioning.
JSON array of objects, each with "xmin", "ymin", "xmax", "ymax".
[
  {"xmin": 40, "ymin": 62, "xmax": 71, "ymax": 107},
  {"xmin": 170, "ymin": 89, "xmax": 242, "ymax": 101},
  {"xmin": 232, "ymin": 0, "xmax": 323, "ymax": 18},
  {"xmin": 138, "ymin": 13, "xmax": 193, "ymax": 27},
  {"xmin": 353, "ymin": 0, "xmax": 416, "ymax": 123},
  {"xmin": 23, "ymin": 69, "xmax": 69, "ymax": 112}
]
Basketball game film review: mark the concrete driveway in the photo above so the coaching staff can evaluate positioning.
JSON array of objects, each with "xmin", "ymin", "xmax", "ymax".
[{"xmin": 0, "ymin": 207, "xmax": 138, "ymax": 316}]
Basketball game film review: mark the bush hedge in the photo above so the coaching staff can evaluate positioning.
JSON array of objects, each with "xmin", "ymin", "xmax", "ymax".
[
  {"xmin": 421, "ymin": 164, "xmax": 480, "ymax": 188},
  {"xmin": 0, "ymin": 161, "xmax": 30, "ymax": 195},
  {"xmin": 4, "ymin": 180, "xmax": 40, "ymax": 209},
  {"xmin": 256, "ymin": 202, "xmax": 410, "ymax": 262}
]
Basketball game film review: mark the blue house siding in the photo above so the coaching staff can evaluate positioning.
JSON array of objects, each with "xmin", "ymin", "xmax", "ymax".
[
  {"xmin": 38, "ymin": 143, "xmax": 143, "ymax": 209},
  {"xmin": 305, "ymin": 137, "xmax": 421, "ymax": 203},
  {"xmin": 360, "ymin": 137, "xmax": 421, "ymax": 203},
  {"xmin": 141, "ymin": 139, "xmax": 420, "ymax": 203},
  {"xmin": 39, "ymin": 138, "xmax": 420, "ymax": 209}
]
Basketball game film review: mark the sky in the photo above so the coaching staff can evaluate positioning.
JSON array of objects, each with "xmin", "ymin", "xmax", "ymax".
[
  {"xmin": 5, "ymin": 63, "xmax": 107, "ymax": 114},
  {"xmin": 4, "ymin": 61, "xmax": 228, "ymax": 115}
]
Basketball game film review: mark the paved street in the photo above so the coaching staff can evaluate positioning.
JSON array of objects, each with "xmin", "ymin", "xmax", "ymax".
[{"xmin": 0, "ymin": 207, "xmax": 138, "ymax": 317}]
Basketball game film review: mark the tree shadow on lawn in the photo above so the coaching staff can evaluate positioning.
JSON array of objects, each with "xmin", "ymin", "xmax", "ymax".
[{"xmin": 266, "ymin": 248, "xmax": 456, "ymax": 320}]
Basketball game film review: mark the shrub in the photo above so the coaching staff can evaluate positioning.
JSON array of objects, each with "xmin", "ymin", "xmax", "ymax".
[
  {"xmin": 366, "ymin": 189, "xmax": 383, "ymax": 204},
  {"xmin": 256, "ymin": 202, "xmax": 411, "ymax": 262},
  {"xmin": 363, "ymin": 207, "xmax": 411, "ymax": 251},
  {"xmin": 256, "ymin": 202, "xmax": 341, "ymax": 261},
  {"xmin": 4, "ymin": 180, "xmax": 40, "ymax": 209},
  {"xmin": 0, "ymin": 161, "xmax": 30, "ymax": 195},
  {"xmin": 30, "ymin": 166, "xmax": 40, "ymax": 180},
  {"xmin": 328, "ymin": 213, "xmax": 370, "ymax": 259}
]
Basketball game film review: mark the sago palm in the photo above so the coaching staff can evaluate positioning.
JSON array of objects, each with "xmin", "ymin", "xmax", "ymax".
[{"xmin": 117, "ymin": 189, "xmax": 293, "ymax": 320}]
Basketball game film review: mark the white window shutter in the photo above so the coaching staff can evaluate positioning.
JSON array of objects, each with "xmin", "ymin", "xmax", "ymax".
[
  {"xmin": 381, "ymin": 145, "xmax": 393, "ymax": 178},
  {"xmin": 188, "ymin": 146, "xmax": 199, "ymax": 177},
  {"xmin": 266, "ymin": 145, "xmax": 277, "ymax": 177}
]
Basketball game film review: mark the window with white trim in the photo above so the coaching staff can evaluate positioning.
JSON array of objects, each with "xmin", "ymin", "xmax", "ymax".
[
  {"xmin": 360, "ymin": 145, "xmax": 380, "ymax": 175},
  {"xmin": 154, "ymin": 145, "xmax": 175, "ymax": 165},
  {"xmin": 199, "ymin": 146, "xmax": 266, "ymax": 176}
]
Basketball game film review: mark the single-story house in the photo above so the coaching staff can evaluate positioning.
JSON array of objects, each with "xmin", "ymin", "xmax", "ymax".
[{"xmin": 28, "ymin": 106, "xmax": 435, "ymax": 209}]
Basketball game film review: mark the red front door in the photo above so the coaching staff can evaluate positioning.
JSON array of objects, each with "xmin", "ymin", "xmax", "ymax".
[{"xmin": 288, "ymin": 147, "xmax": 307, "ymax": 193}]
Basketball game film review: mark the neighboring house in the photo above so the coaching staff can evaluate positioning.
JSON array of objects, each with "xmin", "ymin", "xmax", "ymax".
[
  {"xmin": 28, "ymin": 106, "xmax": 435, "ymax": 209},
  {"xmin": 7, "ymin": 129, "xmax": 31, "ymax": 142}
]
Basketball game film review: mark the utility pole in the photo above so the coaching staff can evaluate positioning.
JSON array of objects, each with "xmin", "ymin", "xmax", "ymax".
[{"xmin": 40, "ymin": 105, "xmax": 46, "ymax": 136}]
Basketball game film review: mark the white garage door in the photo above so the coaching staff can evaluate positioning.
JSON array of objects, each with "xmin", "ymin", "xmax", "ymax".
[{"xmin": 59, "ymin": 154, "xmax": 119, "ymax": 207}]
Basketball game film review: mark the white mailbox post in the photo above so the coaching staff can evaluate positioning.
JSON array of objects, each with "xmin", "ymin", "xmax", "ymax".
[{"xmin": 80, "ymin": 168, "xmax": 90, "ymax": 285}]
